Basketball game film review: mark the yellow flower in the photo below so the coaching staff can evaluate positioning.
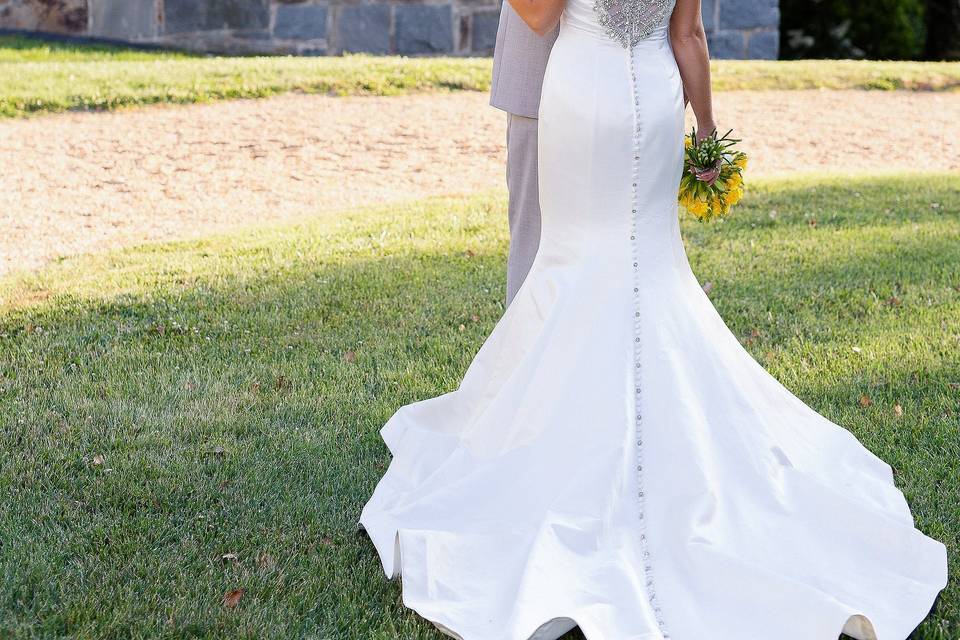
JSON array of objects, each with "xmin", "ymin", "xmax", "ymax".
[
  {"xmin": 685, "ymin": 136, "xmax": 693, "ymax": 149},
  {"xmin": 725, "ymin": 172, "xmax": 743, "ymax": 190},
  {"xmin": 734, "ymin": 154, "xmax": 748, "ymax": 170},
  {"xmin": 688, "ymin": 199, "xmax": 709, "ymax": 218},
  {"xmin": 723, "ymin": 188, "xmax": 742, "ymax": 206}
]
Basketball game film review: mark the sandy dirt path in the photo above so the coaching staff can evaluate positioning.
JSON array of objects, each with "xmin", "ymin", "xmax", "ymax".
[{"xmin": 1, "ymin": 89, "xmax": 958, "ymax": 277}]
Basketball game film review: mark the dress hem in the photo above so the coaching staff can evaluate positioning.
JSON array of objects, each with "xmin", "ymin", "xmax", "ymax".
[{"xmin": 356, "ymin": 514, "xmax": 946, "ymax": 640}]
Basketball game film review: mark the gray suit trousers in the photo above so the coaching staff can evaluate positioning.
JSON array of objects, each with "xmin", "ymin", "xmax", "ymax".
[{"xmin": 505, "ymin": 112, "xmax": 541, "ymax": 307}]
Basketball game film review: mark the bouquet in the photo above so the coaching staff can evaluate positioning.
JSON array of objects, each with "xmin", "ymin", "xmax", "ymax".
[{"xmin": 678, "ymin": 128, "xmax": 747, "ymax": 222}]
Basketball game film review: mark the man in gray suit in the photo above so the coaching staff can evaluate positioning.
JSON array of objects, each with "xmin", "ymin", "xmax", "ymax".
[{"xmin": 490, "ymin": 4, "xmax": 559, "ymax": 306}]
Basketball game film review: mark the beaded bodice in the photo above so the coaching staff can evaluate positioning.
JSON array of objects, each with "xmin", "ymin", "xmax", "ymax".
[{"xmin": 592, "ymin": 0, "xmax": 676, "ymax": 47}]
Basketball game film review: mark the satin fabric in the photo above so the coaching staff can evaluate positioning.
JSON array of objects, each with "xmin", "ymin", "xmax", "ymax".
[{"xmin": 359, "ymin": 3, "xmax": 949, "ymax": 638}]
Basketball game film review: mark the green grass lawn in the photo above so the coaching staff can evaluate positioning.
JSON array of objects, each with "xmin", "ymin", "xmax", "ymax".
[
  {"xmin": 0, "ymin": 173, "xmax": 958, "ymax": 639},
  {"xmin": 2, "ymin": 34, "xmax": 959, "ymax": 117}
]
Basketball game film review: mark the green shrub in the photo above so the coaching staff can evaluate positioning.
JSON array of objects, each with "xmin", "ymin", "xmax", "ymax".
[
  {"xmin": 780, "ymin": 0, "xmax": 926, "ymax": 59},
  {"xmin": 926, "ymin": 0, "xmax": 960, "ymax": 59}
]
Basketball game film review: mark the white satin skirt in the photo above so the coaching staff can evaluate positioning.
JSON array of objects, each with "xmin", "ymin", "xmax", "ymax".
[{"xmin": 358, "ymin": 17, "xmax": 948, "ymax": 640}]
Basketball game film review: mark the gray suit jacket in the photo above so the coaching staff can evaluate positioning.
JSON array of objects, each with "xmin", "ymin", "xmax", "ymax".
[{"xmin": 490, "ymin": 3, "xmax": 560, "ymax": 120}]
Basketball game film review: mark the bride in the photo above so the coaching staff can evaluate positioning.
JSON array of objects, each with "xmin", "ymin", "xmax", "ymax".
[{"xmin": 359, "ymin": 0, "xmax": 949, "ymax": 637}]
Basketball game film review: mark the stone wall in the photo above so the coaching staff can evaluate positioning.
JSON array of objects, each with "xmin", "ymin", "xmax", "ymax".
[
  {"xmin": 0, "ymin": 0, "xmax": 88, "ymax": 34},
  {"xmin": 703, "ymin": 0, "xmax": 779, "ymax": 59},
  {"xmin": 0, "ymin": 0, "xmax": 778, "ymax": 58}
]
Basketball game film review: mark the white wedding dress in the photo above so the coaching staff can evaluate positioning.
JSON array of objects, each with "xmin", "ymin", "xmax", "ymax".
[{"xmin": 358, "ymin": 0, "xmax": 949, "ymax": 638}]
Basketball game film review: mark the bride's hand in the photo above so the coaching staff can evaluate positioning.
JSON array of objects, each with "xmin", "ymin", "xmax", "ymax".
[{"xmin": 695, "ymin": 122, "xmax": 717, "ymax": 142}]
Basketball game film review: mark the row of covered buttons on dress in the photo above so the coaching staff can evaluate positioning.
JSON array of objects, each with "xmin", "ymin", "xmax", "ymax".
[{"xmin": 628, "ymin": 45, "xmax": 670, "ymax": 640}]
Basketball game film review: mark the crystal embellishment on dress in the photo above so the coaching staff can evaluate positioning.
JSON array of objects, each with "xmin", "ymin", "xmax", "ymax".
[{"xmin": 593, "ymin": 0, "xmax": 676, "ymax": 47}]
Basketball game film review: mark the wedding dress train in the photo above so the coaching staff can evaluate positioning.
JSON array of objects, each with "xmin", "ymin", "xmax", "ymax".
[{"xmin": 358, "ymin": 1, "xmax": 948, "ymax": 638}]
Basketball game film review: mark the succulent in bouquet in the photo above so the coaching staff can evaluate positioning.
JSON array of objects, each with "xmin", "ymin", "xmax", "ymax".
[{"xmin": 678, "ymin": 128, "xmax": 747, "ymax": 222}]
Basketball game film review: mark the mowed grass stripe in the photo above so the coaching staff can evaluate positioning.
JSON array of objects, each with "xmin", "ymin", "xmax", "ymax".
[{"xmin": 1, "ymin": 35, "xmax": 959, "ymax": 117}]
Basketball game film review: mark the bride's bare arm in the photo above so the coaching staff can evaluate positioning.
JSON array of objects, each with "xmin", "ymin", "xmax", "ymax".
[
  {"xmin": 507, "ymin": 0, "xmax": 565, "ymax": 36},
  {"xmin": 670, "ymin": 0, "xmax": 716, "ymax": 139}
]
